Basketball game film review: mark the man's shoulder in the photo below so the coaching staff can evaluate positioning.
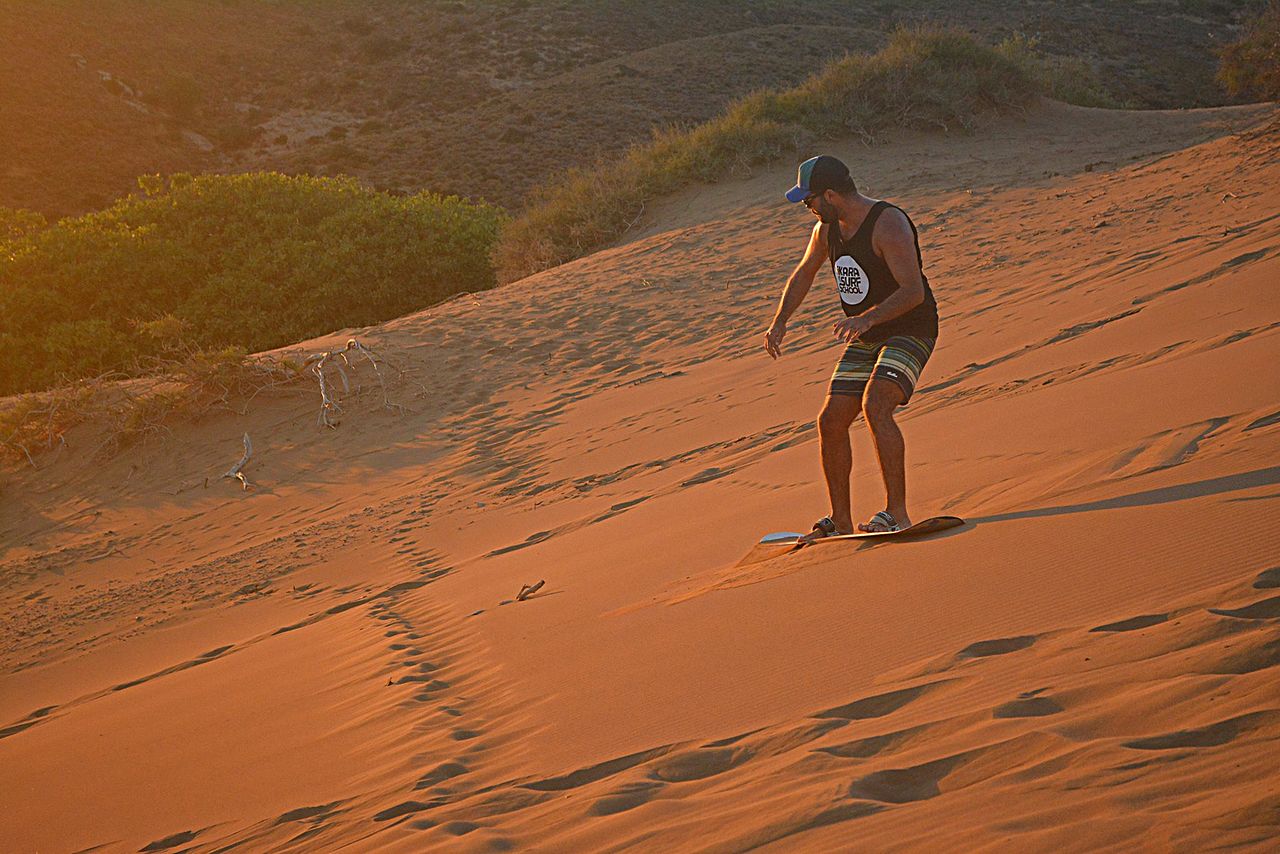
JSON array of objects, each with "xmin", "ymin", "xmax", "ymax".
[
  {"xmin": 876, "ymin": 202, "xmax": 912, "ymax": 225},
  {"xmin": 872, "ymin": 204, "xmax": 914, "ymax": 241}
]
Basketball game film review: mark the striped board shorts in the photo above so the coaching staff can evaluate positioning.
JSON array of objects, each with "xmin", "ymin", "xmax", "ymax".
[{"xmin": 829, "ymin": 335, "xmax": 936, "ymax": 403}]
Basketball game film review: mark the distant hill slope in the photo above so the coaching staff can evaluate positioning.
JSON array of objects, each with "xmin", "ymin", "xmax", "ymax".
[{"xmin": 0, "ymin": 0, "xmax": 1259, "ymax": 217}]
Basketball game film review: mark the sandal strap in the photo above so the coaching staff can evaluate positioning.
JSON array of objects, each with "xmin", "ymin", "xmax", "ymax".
[
  {"xmin": 811, "ymin": 516, "xmax": 837, "ymax": 535},
  {"xmin": 871, "ymin": 511, "xmax": 899, "ymax": 531}
]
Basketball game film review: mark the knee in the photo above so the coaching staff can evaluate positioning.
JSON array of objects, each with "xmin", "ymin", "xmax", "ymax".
[
  {"xmin": 818, "ymin": 400, "xmax": 857, "ymax": 437},
  {"xmin": 862, "ymin": 387, "xmax": 899, "ymax": 425}
]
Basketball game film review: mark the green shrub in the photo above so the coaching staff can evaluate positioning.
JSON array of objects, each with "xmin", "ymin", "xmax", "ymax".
[
  {"xmin": 0, "ymin": 172, "xmax": 505, "ymax": 395},
  {"xmin": 996, "ymin": 34, "xmax": 1125, "ymax": 108},
  {"xmin": 494, "ymin": 26, "xmax": 1044, "ymax": 283},
  {"xmin": 1, "ymin": 206, "xmax": 47, "ymax": 243},
  {"xmin": 1218, "ymin": 1, "xmax": 1280, "ymax": 99}
]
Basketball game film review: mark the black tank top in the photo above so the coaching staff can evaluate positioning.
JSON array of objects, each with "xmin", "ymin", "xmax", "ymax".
[{"xmin": 825, "ymin": 201, "xmax": 938, "ymax": 342}]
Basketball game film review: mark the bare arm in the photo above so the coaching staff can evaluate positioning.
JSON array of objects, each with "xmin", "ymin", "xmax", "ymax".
[
  {"xmin": 764, "ymin": 222, "xmax": 827, "ymax": 359},
  {"xmin": 859, "ymin": 208, "xmax": 925, "ymax": 327}
]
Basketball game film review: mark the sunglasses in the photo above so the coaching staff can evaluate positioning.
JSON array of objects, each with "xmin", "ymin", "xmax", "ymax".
[{"xmin": 803, "ymin": 192, "xmax": 823, "ymax": 209}]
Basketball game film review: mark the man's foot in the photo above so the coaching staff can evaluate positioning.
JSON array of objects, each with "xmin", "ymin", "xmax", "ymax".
[
  {"xmin": 857, "ymin": 510, "xmax": 907, "ymax": 533},
  {"xmin": 799, "ymin": 515, "xmax": 854, "ymax": 544}
]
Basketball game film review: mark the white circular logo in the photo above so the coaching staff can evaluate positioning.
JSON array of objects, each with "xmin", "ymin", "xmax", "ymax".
[{"xmin": 833, "ymin": 255, "xmax": 868, "ymax": 305}]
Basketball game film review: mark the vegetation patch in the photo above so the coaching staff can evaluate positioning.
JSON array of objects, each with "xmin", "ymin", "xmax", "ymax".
[
  {"xmin": 995, "ymin": 34, "xmax": 1126, "ymax": 109},
  {"xmin": 0, "ymin": 346, "xmax": 282, "ymax": 465},
  {"xmin": 1218, "ymin": 0, "xmax": 1280, "ymax": 100},
  {"xmin": 494, "ymin": 26, "xmax": 1050, "ymax": 283},
  {"xmin": 0, "ymin": 337, "xmax": 413, "ymax": 466},
  {"xmin": 0, "ymin": 172, "xmax": 505, "ymax": 396}
]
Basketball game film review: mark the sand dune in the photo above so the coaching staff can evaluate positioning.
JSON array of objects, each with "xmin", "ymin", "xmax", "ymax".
[{"xmin": 2, "ymin": 100, "xmax": 1278, "ymax": 851}]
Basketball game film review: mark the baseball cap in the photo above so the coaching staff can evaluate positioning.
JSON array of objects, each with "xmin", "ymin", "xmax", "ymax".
[{"xmin": 784, "ymin": 155, "xmax": 851, "ymax": 203}]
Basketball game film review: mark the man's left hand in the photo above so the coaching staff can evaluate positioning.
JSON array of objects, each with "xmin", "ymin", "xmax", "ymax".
[{"xmin": 833, "ymin": 315, "xmax": 874, "ymax": 343}]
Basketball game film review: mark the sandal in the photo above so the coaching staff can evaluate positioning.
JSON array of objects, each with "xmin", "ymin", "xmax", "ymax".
[
  {"xmin": 858, "ymin": 510, "xmax": 901, "ymax": 534},
  {"xmin": 811, "ymin": 516, "xmax": 838, "ymax": 537},
  {"xmin": 798, "ymin": 516, "xmax": 843, "ymax": 543}
]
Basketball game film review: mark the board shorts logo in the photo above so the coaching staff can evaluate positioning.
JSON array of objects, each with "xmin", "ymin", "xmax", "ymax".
[{"xmin": 833, "ymin": 255, "xmax": 868, "ymax": 306}]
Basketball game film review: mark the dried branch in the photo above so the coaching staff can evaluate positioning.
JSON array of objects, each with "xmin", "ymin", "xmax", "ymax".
[
  {"xmin": 303, "ymin": 338, "xmax": 408, "ymax": 426},
  {"xmin": 516, "ymin": 580, "xmax": 546, "ymax": 601},
  {"xmin": 222, "ymin": 432, "xmax": 252, "ymax": 490}
]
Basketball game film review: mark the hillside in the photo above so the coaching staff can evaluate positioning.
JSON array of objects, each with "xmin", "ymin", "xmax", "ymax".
[
  {"xmin": 1, "ymin": 99, "xmax": 1277, "ymax": 851},
  {"xmin": 0, "ymin": 0, "xmax": 1261, "ymax": 217}
]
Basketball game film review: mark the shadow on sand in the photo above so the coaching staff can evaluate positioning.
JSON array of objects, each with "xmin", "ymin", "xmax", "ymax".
[{"xmin": 971, "ymin": 466, "xmax": 1280, "ymax": 525}]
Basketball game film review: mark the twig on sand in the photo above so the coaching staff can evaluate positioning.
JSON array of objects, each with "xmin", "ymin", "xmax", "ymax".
[
  {"xmin": 516, "ymin": 580, "xmax": 546, "ymax": 601},
  {"xmin": 223, "ymin": 432, "xmax": 252, "ymax": 490}
]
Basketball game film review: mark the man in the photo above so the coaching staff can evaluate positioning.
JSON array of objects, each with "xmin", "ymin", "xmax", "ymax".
[{"xmin": 764, "ymin": 155, "xmax": 939, "ymax": 539}]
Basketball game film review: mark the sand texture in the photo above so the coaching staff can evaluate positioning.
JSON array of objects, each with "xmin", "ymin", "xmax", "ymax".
[{"xmin": 3, "ymin": 100, "xmax": 1279, "ymax": 852}]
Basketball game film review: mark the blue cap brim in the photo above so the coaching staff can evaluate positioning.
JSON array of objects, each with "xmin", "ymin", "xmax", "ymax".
[{"xmin": 784, "ymin": 185, "xmax": 808, "ymax": 203}]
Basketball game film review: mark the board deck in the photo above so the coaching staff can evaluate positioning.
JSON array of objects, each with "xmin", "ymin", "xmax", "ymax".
[{"xmin": 758, "ymin": 515, "xmax": 965, "ymax": 547}]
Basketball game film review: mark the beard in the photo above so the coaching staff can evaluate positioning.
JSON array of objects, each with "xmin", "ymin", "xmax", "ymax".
[{"xmin": 816, "ymin": 198, "xmax": 838, "ymax": 225}]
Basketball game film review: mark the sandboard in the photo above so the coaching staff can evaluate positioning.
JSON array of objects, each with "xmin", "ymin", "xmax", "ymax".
[{"xmin": 758, "ymin": 515, "xmax": 965, "ymax": 547}]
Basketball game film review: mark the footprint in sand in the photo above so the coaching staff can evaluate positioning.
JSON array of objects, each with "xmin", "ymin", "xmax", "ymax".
[
  {"xmin": 1089, "ymin": 614, "xmax": 1168, "ymax": 632},
  {"xmin": 0, "ymin": 705, "xmax": 57, "ymax": 740},
  {"xmin": 415, "ymin": 761, "xmax": 469, "ymax": 790},
  {"xmin": 440, "ymin": 820, "xmax": 481, "ymax": 835},
  {"xmin": 1209, "ymin": 595, "xmax": 1280, "ymax": 620},
  {"xmin": 819, "ymin": 726, "xmax": 919, "ymax": 759},
  {"xmin": 521, "ymin": 745, "xmax": 672, "ymax": 792},
  {"xmin": 648, "ymin": 745, "xmax": 752, "ymax": 782},
  {"xmin": 373, "ymin": 800, "xmax": 440, "ymax": 822},
  {"xmin": 588, "ymin": 780, "xmax": 666, "ymax": 816},
  {"xmin": 1252, "ymin": 567, "xmax": 1280, "ymax": 589},
  {"xmin": 957, "ymin": 635, "xmax": 1037, "ymax": 659},
  {"xmin": 847, "ymin": 754, "xmax": 963, "ymax": 803},
  {"xmin": 275, "ymin": 802, "xmax": 342, "ymax": 824},
  {"xmin": 1122, "ymin": 710, "xmax": 1279, "ymax": 750},
  {"xmin": 814, "ymin": 682, "xmax": 943, "ymax": 721},
  {"xmin": 140, "ymin": 829, "xmax": 201, "ymax": 851},
  {"xmin": 994, "ymin": 695, "xmax": 1064, "ymax": 718}
]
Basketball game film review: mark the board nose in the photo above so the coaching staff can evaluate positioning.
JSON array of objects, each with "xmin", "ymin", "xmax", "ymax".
[{"xmin": 759, "ymin": 532, "xmax": 804, "ymax": 545}]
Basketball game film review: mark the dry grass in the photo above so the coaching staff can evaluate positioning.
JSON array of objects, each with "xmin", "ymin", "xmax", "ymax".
[
  {"xmin": 0, "ymin": 336, "xmax": 420, "ymax": 470},
  {"xmin": 0, "ymin": 347, "xmax": 296, "ymax": 467},
  {"xmin": 495, "ymin": 26, "xmax": 1041, "ymax": 283}
]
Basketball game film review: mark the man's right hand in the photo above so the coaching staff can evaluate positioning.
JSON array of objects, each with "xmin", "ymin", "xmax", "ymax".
[{"xmin": 764, "ymin": 321, "xmax": 786, "ymax": 359}]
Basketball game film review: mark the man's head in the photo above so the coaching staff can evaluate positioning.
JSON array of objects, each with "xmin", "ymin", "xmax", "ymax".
[{"xmin": 785, "ymin": 155, "xmax": 857, "ymax": 223}]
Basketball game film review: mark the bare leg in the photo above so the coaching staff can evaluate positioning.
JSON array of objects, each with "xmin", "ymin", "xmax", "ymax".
[
  {"xmin": 816, "ymin": 394, "xmax": 862, "ymax": 534},
  {"xmin": 861, "ymin": 379, "xmax": 910, "ymax": 530}
]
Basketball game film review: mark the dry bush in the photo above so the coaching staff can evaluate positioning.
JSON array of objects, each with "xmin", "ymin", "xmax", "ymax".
[
  {"xmin": 0, "ymin": 346, "xmax": 292, "ymax": 466},
  {"xmin": 1218, "ymin": 1, "xmax": 1280, "ymax": 100},
  {"xmin": 0, "ymin": 337, "xmax": 410, "ymax": 467}
]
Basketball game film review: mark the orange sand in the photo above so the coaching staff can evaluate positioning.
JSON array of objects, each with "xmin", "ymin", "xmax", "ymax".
[{"xmin": 2, "ymin": 100, "xmax": 1279, "ymax": 852}]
